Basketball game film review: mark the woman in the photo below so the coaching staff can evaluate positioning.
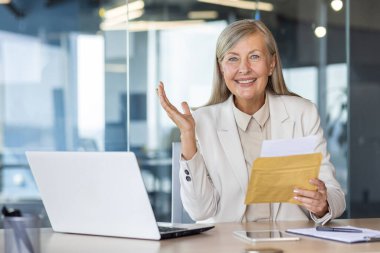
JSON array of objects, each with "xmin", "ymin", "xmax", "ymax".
[{"xmin": 157, "ymin": 19, "xmax": 345, "ymax": 224}]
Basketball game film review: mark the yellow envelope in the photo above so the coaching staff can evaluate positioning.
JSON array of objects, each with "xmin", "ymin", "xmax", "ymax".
[{"xmin": 245, "ymin": 153, "xmax": 322, "ymax": 205}]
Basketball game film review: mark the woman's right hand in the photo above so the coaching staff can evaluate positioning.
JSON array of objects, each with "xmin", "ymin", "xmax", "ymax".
[{"xmin": 157, "ymin": 81, "xmax": 197, "ymax": 159}]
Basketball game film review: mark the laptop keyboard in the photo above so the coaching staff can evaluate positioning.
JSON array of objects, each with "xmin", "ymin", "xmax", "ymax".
[{"xmin": 158, "ymin": 226, "xmax": 186, "ymax": 233}]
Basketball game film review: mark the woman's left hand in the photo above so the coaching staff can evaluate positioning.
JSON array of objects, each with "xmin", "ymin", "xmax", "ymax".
[{"xmin": 293, "ymin": 178, "xmax": 329, "ymax": 218}]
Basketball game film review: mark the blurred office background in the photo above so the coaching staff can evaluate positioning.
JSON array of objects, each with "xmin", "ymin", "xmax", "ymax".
[{"xmin": 0, "ymin": 0, "xmax": 378, "ymax": 226}]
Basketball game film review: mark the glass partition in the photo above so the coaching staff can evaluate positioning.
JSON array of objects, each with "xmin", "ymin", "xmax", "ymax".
[
  {"xmin": 0, "ymin": 0, "xmax": 349, "ymax": 226},
  {"xmin": 0, "ymin": 0, "xmax": 129, "ymax": 226},
  {"xmin": 349, "ymin": 0, "xmax": 380, "ymax": 217}
]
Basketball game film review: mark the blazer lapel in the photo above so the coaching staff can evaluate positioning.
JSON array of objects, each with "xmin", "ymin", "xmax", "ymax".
[
  {"xmin": 216, "ymin": 96, "xmax": 249, "ymax": 196},
  {"xmin": 268, "ymin": 92, "xmax": 295, "ymax": 140},
  {"xmin": 267, "ymin": 92, "xmax": 295, "ymax": 220}
]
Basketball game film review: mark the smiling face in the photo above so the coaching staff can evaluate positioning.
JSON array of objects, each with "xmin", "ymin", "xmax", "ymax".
[{"xmin": 219, "ymin": 32, "xmax": 276, "ymax": 113}]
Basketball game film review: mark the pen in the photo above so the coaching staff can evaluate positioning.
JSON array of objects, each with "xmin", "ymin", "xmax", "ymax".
[
  {"xmin": 316, "ymin": 226, "xmax": 362, "ymax": 233},
  {"xmin": 364, "ymin": 236, "xmax": 380, "ymax": 242}
]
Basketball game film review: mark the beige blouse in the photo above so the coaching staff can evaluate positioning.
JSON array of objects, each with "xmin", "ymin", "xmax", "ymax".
[{"xmin": 231, "ymin": 95, "xmax": 272, "ymax": 222}]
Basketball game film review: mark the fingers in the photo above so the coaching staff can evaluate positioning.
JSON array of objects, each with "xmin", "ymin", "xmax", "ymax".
[
  {"xmin": 157, "ymin": 82, "xmax": 192, "ymax": 116},
  {"xmin": 294, "ymin": 192, "xmax": 328, "ymax": 216},
  {"xmin": 158, "ymin": 82, "xmax": 172, "ymax": 106},
  {"xmin": 294, "ymin": 178, "xmax": 326, "ymax": 197},
  {"xmin": 181, "ymin": 102, "xmax": 191, "ymax": 115},
  {"xmin": 157, "ymin": 82, "xmax": 180, "ymax": 116},
  {"xmin": 310, "ymin": 178, "xmax": 327, "ymax": 193},
  {"xmin": 157, "ymin": 82, "xmax": 170, "ymax": 106},
  {"xmin": 156, "ymin": 82, "xmax": 194, "ymax": 132},
  {"xmin": 294, "ymin": 194, "xmax": 321, "ymax": 205},
  {"xmin": 157, "ymin": 82, "xmax": 170, "ymax": 107},
  {"xmin": 293, "ymin": 178, "xmax": 328, "ymax": 217}
]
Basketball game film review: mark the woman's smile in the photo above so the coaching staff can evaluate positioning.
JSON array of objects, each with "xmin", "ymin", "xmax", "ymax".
[{"xmin": 235, "ymin": 78, "xmax": 257, "ymax": 87}]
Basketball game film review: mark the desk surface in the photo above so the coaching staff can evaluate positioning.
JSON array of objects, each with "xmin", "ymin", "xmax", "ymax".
[{"xmin": 1, "ymin": 219, "xmax": 380, "ymax": 253}]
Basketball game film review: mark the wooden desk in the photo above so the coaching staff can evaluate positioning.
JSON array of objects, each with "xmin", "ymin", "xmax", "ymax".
[{"xmin": 1, "ymin": 219, "xmax": 380, "ymax": 253}]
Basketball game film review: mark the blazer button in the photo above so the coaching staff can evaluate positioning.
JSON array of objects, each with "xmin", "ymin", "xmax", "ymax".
[
  {"xmin": 186, "ymin": 176, "xmax": 191, "ymax": 182},
  {"xmin": 184, "ymin": 169, "xmax": 190, "ymax": 175}
]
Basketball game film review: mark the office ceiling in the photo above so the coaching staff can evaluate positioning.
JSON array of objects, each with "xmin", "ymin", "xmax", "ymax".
[
  {"xmin": 135, "ymin": 0, "xmax": 380, "ymax": 32},
  {"xmin": 96, "ymin": 0, "xmax": 379, "ymax": 32},
  {"xmin": 3, "ymin": 0, "xmax": 379, "ymax": 32}
]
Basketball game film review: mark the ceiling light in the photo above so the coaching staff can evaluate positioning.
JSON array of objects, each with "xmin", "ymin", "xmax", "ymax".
[
  {"xmin": 314, "ymin": 26, "xmax": 327, "ymax": 38},
  {"xmin": 101, "ymin": 20, "xmax": 206, "ymax": 32},
  {"xmin": 100, "ymin": 0, "xmax": 145, "ymax": 29},
  {"xmin": 198, "ymin": 0, "xmax": 273, "ymax": 12},
  {"xmin": 0, "ymin": 0, "xmax": 11, "ymax": 3},
  {"xmin": 104, "ymin": 0, "xmax": 144, "ymax": 19},
  {"xmin": 331, "ymin": 0, "xmax": 343, "ymax": 11},
  {"xmin": 101, "ymin": 10, "xmax": 144, "ymax": 28},
  {"xmin": 188, "ymin": 10, "xmax": 218, "ymax": 19}
]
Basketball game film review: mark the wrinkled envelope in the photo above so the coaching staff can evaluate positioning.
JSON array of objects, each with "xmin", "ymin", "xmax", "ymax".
[{"xmin": 245, "ymin": 153, "xmax": 322, "ymax": 205}]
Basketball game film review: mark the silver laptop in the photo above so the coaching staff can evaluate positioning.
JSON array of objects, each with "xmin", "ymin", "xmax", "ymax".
[{"xmin": 26, "ymin": 151, "xmax": 214, "ymax": 240}]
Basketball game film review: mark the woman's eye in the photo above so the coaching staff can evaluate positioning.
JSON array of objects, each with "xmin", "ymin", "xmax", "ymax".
[
  {"xmin": 227, "ymin": 57, "xmax": 238, "ymax": 62},
  {"xmin": 251, "ymin": 54, "xmax": 260, "ymax": 61}
]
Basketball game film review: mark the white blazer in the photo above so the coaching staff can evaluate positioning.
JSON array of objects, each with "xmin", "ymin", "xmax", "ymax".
[{"xmin": 179, "ymin": 92, "xmax": 346, "ymax": 223}]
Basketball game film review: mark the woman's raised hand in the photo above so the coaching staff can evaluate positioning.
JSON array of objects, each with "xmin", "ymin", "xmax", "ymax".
[{"xmin": 157, "ymin": 81, "xmax": 197, "ymax": 159}]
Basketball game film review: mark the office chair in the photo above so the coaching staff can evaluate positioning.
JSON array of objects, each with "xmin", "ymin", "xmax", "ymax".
[{"xmin": 171, "ymin": 142, "xmax": 194, "ymax": 224}]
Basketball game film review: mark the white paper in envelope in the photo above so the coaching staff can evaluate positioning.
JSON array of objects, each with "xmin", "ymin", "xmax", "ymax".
[{"xmin": 260, "ymin": 135, "xmax": 318, "ymax": 157}]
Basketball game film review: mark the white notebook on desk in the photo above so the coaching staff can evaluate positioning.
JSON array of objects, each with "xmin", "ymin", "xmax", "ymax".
[{"xmin": 286, "ymin": 226, "xmax": 380, "ymax": 243}]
